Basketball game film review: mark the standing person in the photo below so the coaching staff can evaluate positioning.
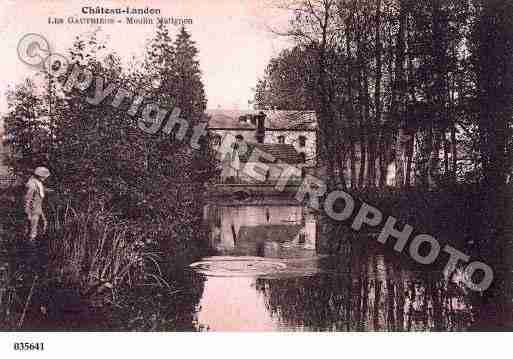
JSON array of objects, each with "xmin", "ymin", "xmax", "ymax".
[{"xmin": 24, "ymin": 167, "xmax": 50, "ymax": 242}]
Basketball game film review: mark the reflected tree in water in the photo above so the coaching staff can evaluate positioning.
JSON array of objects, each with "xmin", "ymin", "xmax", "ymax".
[
  {"xmin": 108, "ymin": 269, "xmax": 206, "ymax": 331},
  {"xmin": 256, "ymin": 253, "xmax": 475, "ymax": 331}
]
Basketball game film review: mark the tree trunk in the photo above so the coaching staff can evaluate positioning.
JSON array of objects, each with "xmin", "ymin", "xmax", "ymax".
[
  {"xmin": 405, "ymin": 135, "xmax": 414, "ymax": 187},
  {"xmin": 359, "ymin": 133, "xmax": 367, "ymax": 188},
  {"xmin": 396, "ymin": 128, "xmax": 405, "ymax": 187},
  {"xmin": 368, "ymin": 0, "xmax": 383, "ymax": 188},
  {"xmin": 428, "ymin": 128, "xmax": 441, "ymax": 188},
  {"xmin": 355, "ymin": 17, "xmax": 367, "ymax": 189},
  {"xmin": 350, "ymin": 138, "xmax": 357, "ymax": 188},
  {"xmin": 346, "ymin": 6, "xmax": 357, "ymax": 188},
  {"xmin": 363, "ymin": 66, "xmax": 372, "ymax": 187},
  {"xmin": 394, "ymin": 0, "xmax": 408, "ymax": 188},
  {"xmin": 451, "ymin": 123, "xmax": 457, "ymax": 181},
  {"xmin": 430, "ymin": 0, "xmax": 448, "ymax": 189},
  {"xmin": 443, "ymin": 132, "xmax": 450, "ymax": 176},
  {"xmin": 315, "ymin": 0, "xmax": 336, "ymax": 190}
]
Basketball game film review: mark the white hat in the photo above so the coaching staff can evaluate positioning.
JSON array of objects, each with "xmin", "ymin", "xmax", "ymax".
[{"xmin": 34, "ymin": 166, "xmax": 50, "ymax": 178}]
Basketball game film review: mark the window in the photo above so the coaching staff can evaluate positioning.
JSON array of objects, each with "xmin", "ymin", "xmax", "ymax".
[
  {"xmin": 299, "ymin": 136, "xmax": 306, "ymax": 147},
  {"xmin": 278, "ymin": 135, "xmax": 285, "ymax": 144},
  {"xmin": 233, "ymin": 135, "xmax": 244, "ymax": 150},
  {"xmin": 212, "ymin": 135, "xmax": 222, "ymax": 146}
]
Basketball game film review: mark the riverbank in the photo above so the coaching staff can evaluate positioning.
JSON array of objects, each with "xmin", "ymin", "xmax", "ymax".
[
  {"xmin": 1, "ymin": 183, "xmax": 511, "ymax": 330},
  {"xmin": 0, "ymin": 183, "xmax": 210, "ymax": 331},
  {"xmin": 319, "ymin": 184, "xmax": 512, "ymax": 258}
]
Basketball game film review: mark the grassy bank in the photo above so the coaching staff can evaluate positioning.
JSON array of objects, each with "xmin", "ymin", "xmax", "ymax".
[{"xmin": 0, "ymin": 184, "xmax": 208, "ymax": 330}]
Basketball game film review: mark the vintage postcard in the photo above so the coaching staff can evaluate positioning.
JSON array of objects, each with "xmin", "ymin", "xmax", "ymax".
[{"xmin": 0, "ymin": 0, "xmax": 512, "ymax": 356}]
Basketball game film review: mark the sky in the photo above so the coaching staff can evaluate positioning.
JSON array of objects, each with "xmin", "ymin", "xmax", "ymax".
[{"xmin": 0, "ymin": 0, "xmax": 293, "ymax": 116}]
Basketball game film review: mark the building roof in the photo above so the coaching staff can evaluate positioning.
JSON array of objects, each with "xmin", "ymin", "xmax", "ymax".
[
  {"xmin": 206, "ymin": 109, "xmax": 317, "ymax": 130},
  {"xmin": 239, "ymin": 142, "xmax": 303, "ymax": 164}
]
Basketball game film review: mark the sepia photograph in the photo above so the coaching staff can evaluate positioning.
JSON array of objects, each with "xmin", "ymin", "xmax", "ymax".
[{"xmin": 0, "ymin": 0, "xmax": 512, "ymax": 356}]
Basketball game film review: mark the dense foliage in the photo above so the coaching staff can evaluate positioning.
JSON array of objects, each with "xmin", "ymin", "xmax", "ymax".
[
  {"xmin": 1, "ymin": 23, "xmax": 214, "ymax": 329},
  {"xmin": 255, "ymin": 0, "xmax": 513, "ymax": 190}
]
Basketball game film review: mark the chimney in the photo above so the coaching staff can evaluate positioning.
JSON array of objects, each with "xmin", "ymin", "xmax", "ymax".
[{"xmin": 255, "ymin": 111, "xmax": 266, "ymax": 143}]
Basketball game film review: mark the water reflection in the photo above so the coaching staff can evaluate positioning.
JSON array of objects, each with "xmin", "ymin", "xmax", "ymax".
[
  {"xmin": 193, "ymin": 200, "xmax": 477, "ymax": 331},
  {"xmin": 197, "ymin": 276, "xmax": 277, "ymax": 331},
  {"xmin": 255, "ymin": 256, "xmax": 475, "ymax": 331},
  {"xmin": 204, "ymin": 201, "xmax": 317, "ymax": 257}
]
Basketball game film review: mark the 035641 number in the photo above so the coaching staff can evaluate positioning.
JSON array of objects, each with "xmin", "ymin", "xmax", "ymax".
[{"xmin": 13, "ymin": 342, "xmax": 44, "ymax": 351}]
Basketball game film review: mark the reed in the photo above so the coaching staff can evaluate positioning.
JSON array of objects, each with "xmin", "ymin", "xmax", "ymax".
[
  {"xmin": 0, "ymin": 270, "xmax": 18, "ymax": 330},
  {"xmin": 47, "ymin": 201, "xmax": 167, "ymax": 300}
]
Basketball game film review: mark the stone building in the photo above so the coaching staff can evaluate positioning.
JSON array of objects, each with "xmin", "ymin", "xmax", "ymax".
[
  {"xmin": 206, "ymin": 110, "xmax": 317, "ymax": 183},
  {"xmin": 223, "ymin": 141, "xmax": 306, "ymax": 183},
  {"xmin": 206, "ymin": 109, "xmax": 401, "ymax": 187}
]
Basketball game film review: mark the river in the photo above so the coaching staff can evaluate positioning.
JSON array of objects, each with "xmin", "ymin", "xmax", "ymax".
[
  {"xmin": 0, "ymin": 198, "xmax": 505, "ymax": 331},
  {"xmin": 189, "ymin": 198, "xmax": 482, "ymax": 331}
]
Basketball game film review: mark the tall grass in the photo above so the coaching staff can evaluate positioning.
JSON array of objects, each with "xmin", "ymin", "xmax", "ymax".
[
  {"xmin": 1, "ymin": 184, "xmax": 206, "ymax": 329},
  {"xmin": 0, "ymin": 266, "xmax": 17, "ymax": 329},
  {"xmin": 0, "ymin": 193, "xmax": 173, "ymax": 329},
  {"xmin": 47, "ymin": 201, "xmax": 168, "ymax": 301}
]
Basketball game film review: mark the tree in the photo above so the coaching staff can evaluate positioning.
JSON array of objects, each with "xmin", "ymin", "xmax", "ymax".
[
  {"xmin": 475, "ymin": 0, "xmax": 513, "ymax": 188},
  {"xmin": 173, "ymin": 26, "xmax": 207, "ymax": 124},
  {"xmin": 3, "ymin": 80, "xmax": 51, "ymax": 175},
  {"xmin": 256, "ymin": 0, "xmax": 510, "ymax": 192},
  {"xmin": 254, "ymin": 46, "xmax": 316, "ymax": 110},
  {"xmin": 4, "ymin": 24, "xmax": 215, "ymax": 218}
]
